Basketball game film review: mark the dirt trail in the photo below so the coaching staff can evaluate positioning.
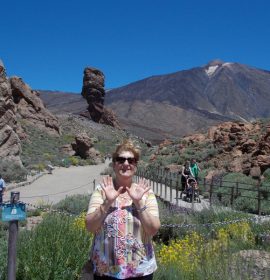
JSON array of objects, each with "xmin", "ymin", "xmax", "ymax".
[{"xmin": 4, "ymin": 160, "xmax": 110, "ymax": 207}]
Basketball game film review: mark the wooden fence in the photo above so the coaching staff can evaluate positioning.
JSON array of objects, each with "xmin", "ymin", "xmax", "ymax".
[{"xmin": 136, "ymin": 167, "xmax": 270, "ymax": 215}]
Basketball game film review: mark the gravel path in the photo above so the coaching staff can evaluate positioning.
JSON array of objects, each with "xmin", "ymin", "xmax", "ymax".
[{"xmin": 4, "ymin": 160, "xmax": 110, "ymax": 207}]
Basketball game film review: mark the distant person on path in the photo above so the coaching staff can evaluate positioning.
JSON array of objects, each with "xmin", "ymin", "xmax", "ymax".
[
  {"xmin": 190, "ymin": 158, "xmax": 201, "ymax": 182},
  {"xmin": 181, "ymin": 161, "xmax": 192, "ymax": 193},
  {"xmin": 85, "ymin": 139, "xmax": 160, "ymax": 280},
  {"xmin": 0, "ymin": 174, "xmax": 6, "ymax": 205}
]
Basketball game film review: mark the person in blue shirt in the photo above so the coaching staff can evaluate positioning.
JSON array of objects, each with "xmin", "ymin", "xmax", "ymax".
[{"xmin": 0, "ymin": 174, "xmax": 6, "ymax": 205}]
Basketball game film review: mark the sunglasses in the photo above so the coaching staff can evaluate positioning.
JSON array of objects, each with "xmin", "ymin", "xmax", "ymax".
[{"xmin": 115, "ymin": 156, "xmax": 137, "ymax": 164}]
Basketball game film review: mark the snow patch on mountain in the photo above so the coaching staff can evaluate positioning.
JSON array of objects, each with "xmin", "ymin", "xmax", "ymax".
[{"xmin": 205, "ymin": 65, "xmax": 219, "ymax": 76}]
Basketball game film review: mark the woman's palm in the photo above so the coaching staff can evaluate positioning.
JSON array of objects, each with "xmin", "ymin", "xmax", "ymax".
[
  {"xmin": 128, "ymin": 179, "xmax": 150, "ymax": 202},
  {"xmin": 101, "ymin": 176, "xmax": 123, "ymax": 203}
]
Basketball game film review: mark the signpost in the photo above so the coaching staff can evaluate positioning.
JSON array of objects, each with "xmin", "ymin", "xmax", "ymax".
[{"xmin": 1, "ymin": 192, "xmax": 26, "ymax": 280}]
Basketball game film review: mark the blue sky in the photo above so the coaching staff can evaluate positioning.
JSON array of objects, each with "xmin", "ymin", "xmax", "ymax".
[{"xmin": 1, "ymin": 0, "xmax": 270, "ymax": 92}]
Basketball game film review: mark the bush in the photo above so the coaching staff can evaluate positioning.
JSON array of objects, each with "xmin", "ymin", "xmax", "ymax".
[
  {"xmin": 0, "ymin": 237, "xmax": 8, "ymax": 280},
  {"xmin": 69, "ymin": 156, "xmax": 79, "ymax": 166},
  {"xmin": 263, "ymin": 168, "xmax": 270, "ymax": 182},
  {"xmin": 32, "ymin": 163, "xmax": 45, "ymax": 172},
  {"xmin": 0, "ymin": 160, "xmax": 28, "ymax": 183},
  {"xmin": 53, "ymin": 194, "xmax": 90, "ymax": 215},
  {"xmin": 16, "ymin": 214, "xmax": 92, "ymax": 280}
]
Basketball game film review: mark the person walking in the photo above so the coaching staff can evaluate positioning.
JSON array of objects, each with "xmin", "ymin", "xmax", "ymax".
[
  {"xmin": 190, "ymin": 158, "xmax": 201, "ymax": 182},
  {"xmin": 181, "ymin": 161, "xmax": 192, "ymax": 192},
  {"xmin": 0, "ymin": 174, "xmax": 6, "ymax": 205},
  {"xmin": 85, "ymin": 139, "xmax": 160, "ymax": 279}
]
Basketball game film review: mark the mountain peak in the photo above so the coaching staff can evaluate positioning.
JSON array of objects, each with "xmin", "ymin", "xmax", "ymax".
[{"xmin": 206, "ymin": 59, "xmax": 225, "ymax": 67}]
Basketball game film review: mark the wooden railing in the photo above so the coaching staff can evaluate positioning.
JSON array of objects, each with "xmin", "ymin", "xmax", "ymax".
[{"xmin": 136, "ymin": 167, "xmax": 270, "ymax": 215}]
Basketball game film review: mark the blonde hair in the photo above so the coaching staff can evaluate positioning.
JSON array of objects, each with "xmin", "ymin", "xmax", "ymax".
[{"xmin": 112, "ymin": 139, "xmax": 141, "ymax": 162}]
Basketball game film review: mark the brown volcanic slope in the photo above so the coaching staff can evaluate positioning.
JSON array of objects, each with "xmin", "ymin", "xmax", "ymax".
[
  {"xmin": 39, "ymin": 90, "xmax": 86, "ymax": 114},
  {"xmin": 105, "ymin": 60, "xmax": 270, "ymax": 142},
  {"xmin": 39, "ymin": 60, "xmax": 270, "ymax": 143}
]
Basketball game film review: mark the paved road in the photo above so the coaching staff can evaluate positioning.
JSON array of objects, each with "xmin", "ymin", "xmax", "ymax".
[{"xmin": 4, "ymin": 160, "xmax": 110, "ymax": 207}]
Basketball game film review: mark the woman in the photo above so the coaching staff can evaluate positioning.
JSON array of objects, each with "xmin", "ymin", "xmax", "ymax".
[
  {"xmin": 85, "ymin": 139, "xmax": 160, "ymax": 280},
  {"xmin": 180, "ymin": 160, "xmax": 192, "ymax": 195}
]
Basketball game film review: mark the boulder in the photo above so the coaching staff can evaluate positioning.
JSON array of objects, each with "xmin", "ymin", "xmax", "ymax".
[
  {"xmin": 71, "ymin": 133, "xmax": 102, "ymax": 163},
  {"xmin": 60, "ymin": 144, "xmax": 75, "ymax": 156},
  {"xmin": 182, "ymin": 133, "xmax": 206, "ymax": 144},
  {"xmin": 228, "ymin": 158, "xmax": 243, "ymax": 173},
  {"xmin": 249, "ymin": 166, "xmax": 261, "ymax": 179},
  {"xmin": 72, "ymin": 133, "xmax": 93, "ymax": 159},
  {"xmin": 257, "ymin": 155, "xmax": 270, "ymax": 169},
  {"xmin": 241, "ymin": 139, "xmax": 256, "ymax": 153}
]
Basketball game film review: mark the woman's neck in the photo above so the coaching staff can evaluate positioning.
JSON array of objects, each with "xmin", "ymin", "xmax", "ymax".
[{"xmin": 114, "ymin": 177, "xmax": 133, "ymax": 191}]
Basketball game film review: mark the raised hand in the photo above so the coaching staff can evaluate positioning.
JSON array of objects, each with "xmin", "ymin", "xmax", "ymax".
[
  {"xmin": 101, "ymin": 176, "xmax": 123, "ymax": 203},
  {"xmin": 126, "ymin": 178, "xmax": 151, "ymax": 203}
]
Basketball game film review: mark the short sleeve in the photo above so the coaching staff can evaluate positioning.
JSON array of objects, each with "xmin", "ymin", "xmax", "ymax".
[
  {"xmin": 145, "ymin": 189, "xmax": 159, "ymax": 218},
  {"xmin": 87, "ymin": 185, "xmax": 104, "ymax": 214}
]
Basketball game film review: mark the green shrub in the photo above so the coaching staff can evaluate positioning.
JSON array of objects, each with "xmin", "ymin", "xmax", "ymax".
[
  {"xmin": 53, "ymin": 194, "xmax": 90, "ymax": 215},
  {"xmin": 263, "ymin": 168, "xmax": 270, "ymax": 182},
  {"xmin": 16, "ymin": 214, "xmax": 92, "ymax": 280},
  {"xmin": 68, "ymin": 156, "xmax": 79, "ymax": 166},
  {"xmin": 0, "ymin": 160, "xmax": 28, "ymax": 183},
  {"xmin": 0, "ymin": 237, "xmax": 8, "ymax": 279},
  {"xmin": 34, "ymin": 163, "xmax": 45, "ymax": 172}
]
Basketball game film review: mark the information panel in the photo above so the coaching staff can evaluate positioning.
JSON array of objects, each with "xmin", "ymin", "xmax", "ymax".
[{"xmin": 1, "ymin": 203, "xmax": 26, "ymax": 221}]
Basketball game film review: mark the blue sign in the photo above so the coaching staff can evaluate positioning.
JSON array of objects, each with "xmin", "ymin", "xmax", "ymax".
[{"xmin": 1, "ymin": 203, "xmax": 26, "ymax": 221}]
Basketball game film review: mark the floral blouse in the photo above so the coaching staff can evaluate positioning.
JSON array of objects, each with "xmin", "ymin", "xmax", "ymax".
[{"xmin": 87, "ymin": 184, "xmax": 159, "ymax": 279}]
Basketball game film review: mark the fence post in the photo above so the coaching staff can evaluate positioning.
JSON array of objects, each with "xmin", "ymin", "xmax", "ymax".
[
  {"xmin": 209, "ymin": 178, "xmax": 213, "ymax": 205},
  {"xmin": 191, "ymin": 187, "xmax": 195, "ymax": 212},
  {"xmin": 156, "ymin": 176, "xmax": 159, "ymax": 197},
  {"xmin": 176, "ymin": 180, "xmax": 179, "ymax": 207},
  {"xmin": 7, "ymin": 221, "xmax": 18, "ymax": 280},
  {"xmin": 230, "ymin": 186, "xmax": 235, "ymax": 206},
  {"xmin": 257, "ymin": 179, "xmax": 262, "ymax": 216},
  {"xmin": 7, "ymin": 192, "xmax": 21, "ymax": 280},
  {"xmin": 236, "ymin": 181, "xmax": 239, "ymax": 197},
  {"xmin": 170, "ymin": 178, "xmax": 173, "ymax": 203},
  {"xmin": 93, "ymin": 179, "xmax": 96, "ymax": 192},
  {"xmin": 164, "ymin": 177, "xmax": 167, "ymax": 201},
  {"xmin": 160, "ymin": 176, "xmax": 163, "ymax": 197}
]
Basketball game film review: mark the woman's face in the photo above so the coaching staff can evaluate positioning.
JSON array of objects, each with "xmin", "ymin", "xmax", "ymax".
[{"xmin": 113, "ymin": 150, "xmax": 137, "ymax": 179}]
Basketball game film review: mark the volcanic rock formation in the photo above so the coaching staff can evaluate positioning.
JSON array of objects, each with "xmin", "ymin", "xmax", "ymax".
[
  {"xmin": 81, "ymin": 67, "xmax": 120, "ymax": 128},
  {"xmin": 0, "ymin": 60, "xmax": 22, "ymax": 165},
  {"xmin": 0, "ymin": 59, "xmax": 60, "ymax": 167},
  {"xmin": 10, "ymin": 77, "xmax": 60, "ymax": 135},
  {"xmin": 184, "ymin": 121, "xmax": 270, "ymax": 176},
  {"xmin": 149, "ymin": 120, "xmax": 270, "ymax": 179}
]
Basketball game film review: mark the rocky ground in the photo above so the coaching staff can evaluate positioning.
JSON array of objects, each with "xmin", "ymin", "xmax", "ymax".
[{"xmin": 149, "ymin": 120, "xmax": 270, "ymax": 180}]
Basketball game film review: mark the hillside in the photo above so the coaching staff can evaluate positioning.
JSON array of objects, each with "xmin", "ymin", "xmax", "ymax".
[
  {"xmin": 105, "ymin": 60, "xmax": 270, "ymax": 142},
  {"xmin": 143, "ymin": 119, "xmax": 270, "ymax": 180},
  {"xmin": 39, "ymin": 60, "xmax": 270, "ymax": 143},
  {"xmin": 39, "ymin": 90, "xmax": 85, "ymax": 114}
]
